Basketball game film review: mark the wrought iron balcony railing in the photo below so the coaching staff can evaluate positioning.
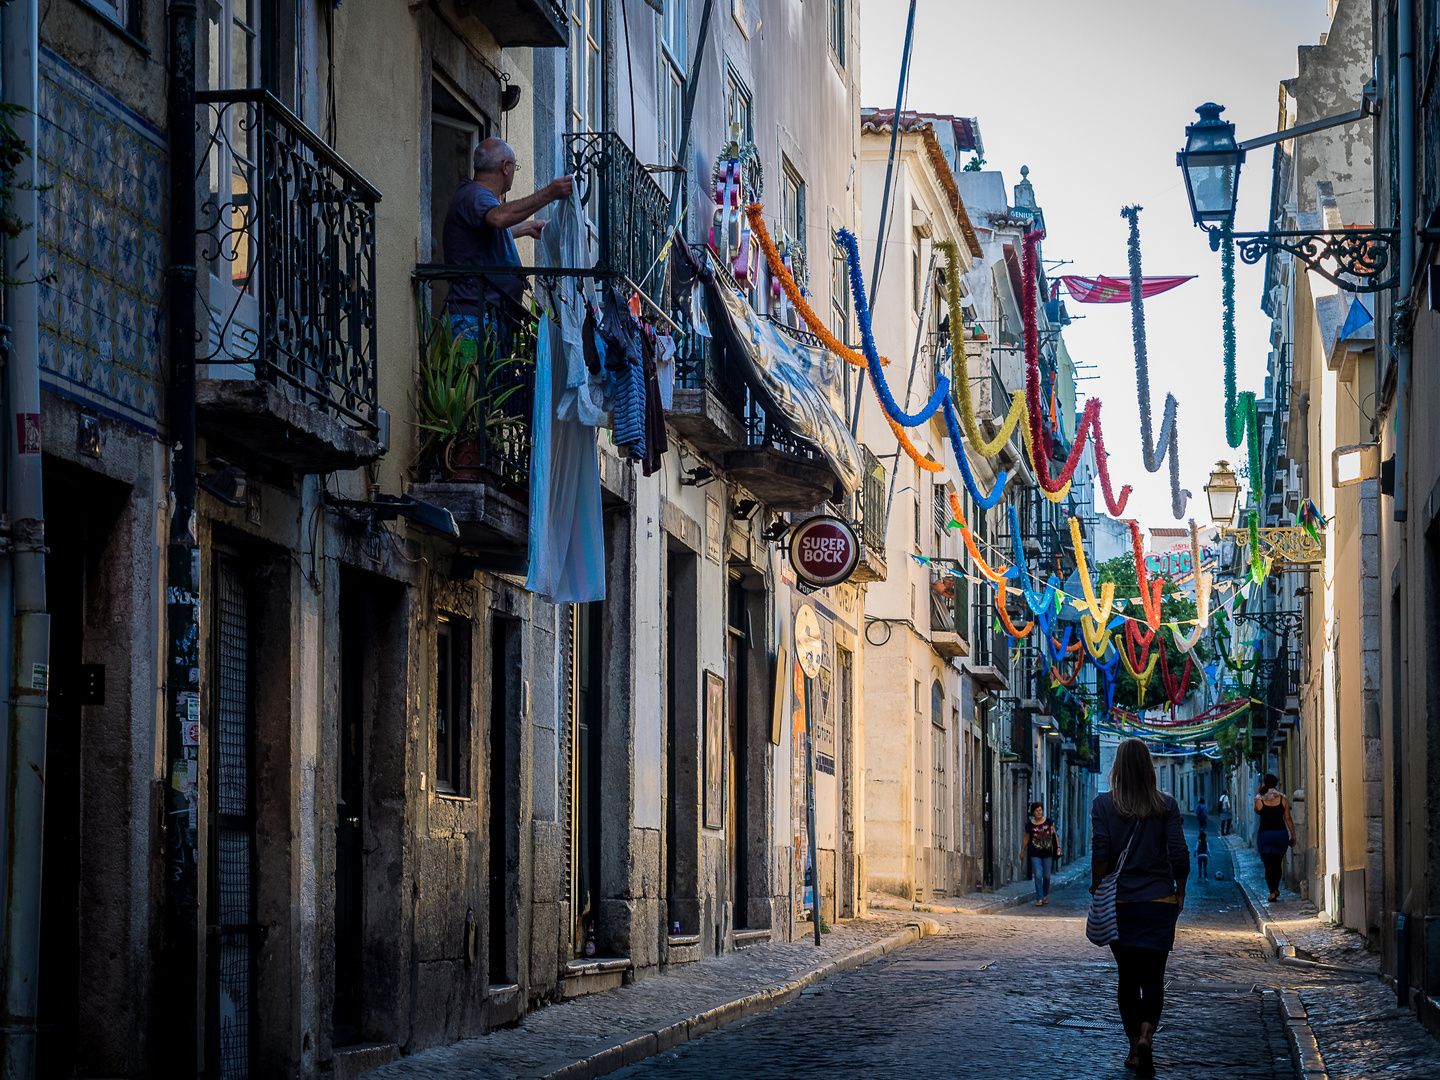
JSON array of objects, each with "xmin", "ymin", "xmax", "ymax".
[
  {"xmin": 930, "ymin": 563, "xmax": 965, "ymax": 637},
  {"xmin": 860, "ymin": 445, "xmax": 887, "ymax": 551},
  {"xmin": 411, "ymin": 268, "xmax": 539, "ymax": 493},
  {"xmin": 198, "ymin": 89, "xmax": 380, "ymax": 435},
  {"xmin": 566, "ymin": 131, "xmax": 672, "ymax": 309}
]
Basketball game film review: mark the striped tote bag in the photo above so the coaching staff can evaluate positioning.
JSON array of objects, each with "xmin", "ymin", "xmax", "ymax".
[{"xmin": 1086, "ymin": 822, "xmax": 1139, "ymax": 946}]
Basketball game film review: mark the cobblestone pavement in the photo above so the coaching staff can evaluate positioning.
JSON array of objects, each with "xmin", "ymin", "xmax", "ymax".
[
  {"xmin": 869, "ymin": 857, "xmax": 1090, "ymax": 915},
  {"xmin": 362, "ymin": 911, "xmax": 928, "ymax": 1080},
  {"xmin": 1224, "ymin": 835, "xmax": 1440, "ymax": 1078},
  {"xmin": 613, "ymin": 824, "xmax": 1296, "ymax": 1080}
]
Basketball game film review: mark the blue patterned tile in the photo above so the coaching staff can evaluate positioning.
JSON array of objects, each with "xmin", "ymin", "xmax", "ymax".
[
  {"xmin": 57, "ymin": 256, "xmax": 84, "ymax": 341},
  {"xmin": 140, "ymin": 148, "xmax": 163, "ymax": 227},
  {"xmin": 140, "ymin": 225, "xmax": 163, "ymax": 304}
]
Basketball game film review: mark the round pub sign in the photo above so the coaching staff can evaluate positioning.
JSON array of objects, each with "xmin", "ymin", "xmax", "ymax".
[{"xmin": 789, "ymin": 515, "xmax": 859, "ymax": 590}]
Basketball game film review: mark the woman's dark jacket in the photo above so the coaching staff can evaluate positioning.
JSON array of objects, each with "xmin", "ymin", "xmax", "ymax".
[{"xmin": 1091, "ymin": 791, "xmax": 1190, "ymax": 902}]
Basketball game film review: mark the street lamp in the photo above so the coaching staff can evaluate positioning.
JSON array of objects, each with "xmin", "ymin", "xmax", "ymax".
[
  {"xmin": 1176, "ymin": 99, "xmax": 1398, "ymax": 293},
  {"xmin": 1177, "ymin": 104, "xmax": 1243, "ymax": 229},
  {"xmin": 1204, "ymin": 460, "xmax": 1242, "ymax": 527}
]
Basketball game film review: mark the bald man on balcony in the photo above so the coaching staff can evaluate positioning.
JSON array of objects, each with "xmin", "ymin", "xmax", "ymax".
[{"xmin": 443, "ymin": 137, "xmax": 574, "ymax": 309}]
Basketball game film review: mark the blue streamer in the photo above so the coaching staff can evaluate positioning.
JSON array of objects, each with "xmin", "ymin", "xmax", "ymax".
[
  {"xmin": 941, "ymin": 398, "xmax": 1009, "ymax": 508},
  {"xmin": 1008, "ymin": 505, "xmax": 1059, "ymax": 617}
]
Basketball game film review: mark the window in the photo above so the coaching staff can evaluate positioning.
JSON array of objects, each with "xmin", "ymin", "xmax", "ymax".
[
  {"xmin": 828, "ymin": 0, "xmax": 845, "ymax": 66},
  {"xmin": 204, "ymin": 0, "xmax": 262, "ymax": 364},
  {"xmin": 657, "ymin": 0, "xmax": 685, "ymax": 166},
  {"xmin": 912, "ymin": 232, "xmax": 922, "ymax": 312},
  {"xmin": 430, "ymin": 79, "xmax": 489, "ymax": 262},
  {"xmin": 435, "ymin": 615, "xmax": 471, "ymax": 794},
  {"xmin": 830, "ymin": 240, "xmax": 849, "ymax": 345},
  {"xmin": 83, "ymin": 0, "xmax": 132, "ymax": 33},
  {"xmin": 931, "ymin": 682, "xmax": 946, "ymax": 849},
  {"xmin": 781, "ymin": 160, "xmax": 805, "ymax": 247},
  {"xmin": 913, "ymin": 489, "xmax": 921, "ymax": 549},
  {"xmin": 933, "ymin": 482, "xmax": 948, "ymax": 553},
  {"xmin": 725, "ymin": 67, "xmax": 753, "ymax": 143},
  {"xmin": 571, "ymin": 0, "xmax": 604, "ymax": 134}
]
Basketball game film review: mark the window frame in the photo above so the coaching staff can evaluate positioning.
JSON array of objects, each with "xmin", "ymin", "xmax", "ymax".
[
  {"xmin": 656, "ymin": 0, "xmax": 686, "ymax": 167},
  {"xmin": 725, "ymin": 66, "xmax": 753, "ymax": 144},
  {"xmin": 828, "ymin": 0, "xmax": 845, "ymax": 68},
  {"xmin": 434, "ymin": 614, "xmax": 472, "ymax": 796},
  {"xmin": 571, "ymin": 0, "xmax": 604, "ymax": 135}
]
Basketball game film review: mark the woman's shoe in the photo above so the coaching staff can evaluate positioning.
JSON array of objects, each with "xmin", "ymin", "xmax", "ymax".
[
  {"xmin": 1034, "ymin": 900, "xmax": 1044, "ymax": 906},
  {"xmin": 1269, "ymin": 891, "xmax": 1279, "ymax": 902},
  {"xmin": 1040, "ymin": 897, "xmax": 1049, "ymax": 905},
  {"xmin": 1134, "ymin": 1039, "xmax": 1155, "ymax": 1079}
]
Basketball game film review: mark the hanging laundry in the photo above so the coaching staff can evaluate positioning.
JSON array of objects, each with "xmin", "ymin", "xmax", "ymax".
[
  {"xmin": 655, "ymin": 331, "xmax": 676, "ymax": 409},
  {"xmin": 639, "ymin": 324, "xmax": 667, "ymax": 476}
]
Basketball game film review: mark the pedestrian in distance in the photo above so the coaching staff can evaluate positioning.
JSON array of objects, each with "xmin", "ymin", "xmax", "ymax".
[
  {"xmin": 1091, "ymin": 739, "xmax": 1189, "ymax": 1079},
  {"xmin": 1195, "ymin": 831, "xmax": 1209, "ymax": 882},
  {"xmin": 1020, "ymin": 800, "xmax": 1061, "ymax": 905},
  {"xmin": 1254, "ymin": 773, "xmax": 1296, "ymax": 902},
  {"xmin": 1195, "ymin": 796, "xmax": 1207, "ymax": 832},
  {"xmin": 1218, "ymin": 791, "xmax": 1232, "ymax": 836}
]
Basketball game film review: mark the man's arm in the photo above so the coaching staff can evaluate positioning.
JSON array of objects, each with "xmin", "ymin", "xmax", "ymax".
[{"xmin": 485, "ymin": 176, "xmax": 575, "ymax": 231}]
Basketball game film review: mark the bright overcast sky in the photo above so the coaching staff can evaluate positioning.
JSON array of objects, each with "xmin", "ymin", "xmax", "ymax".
[{"xmin": 860, "ymin": 0, "xmax": 1336, "ymax": 530}]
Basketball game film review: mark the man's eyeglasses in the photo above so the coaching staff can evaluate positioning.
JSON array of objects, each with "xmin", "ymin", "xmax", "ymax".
[{"xmin": 504, "ymin": 159, "xmax": 521, "ymax": 172}]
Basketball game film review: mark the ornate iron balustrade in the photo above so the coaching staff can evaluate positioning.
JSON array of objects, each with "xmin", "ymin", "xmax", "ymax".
[
  {"xmin": 566, "ymin": 132, "xmax": 672, "ymax": 308},
  {"xmin": 1229, "ymin": 227, "xmax": 1398, "ymax": 294},
  {"xmin": 197, "ymin": 89, "xmax": 380, "ymax": 433},
  {"xmin": 411, "ymin": 267, "xmax": 539, "ymax": 493},
  {"xmin": 929, "ymin": 562, "xmax": 964, "ymax": 636},
  {"xmin": 860, "ymin": 445, "xmax": 887, "ymax": 551}
]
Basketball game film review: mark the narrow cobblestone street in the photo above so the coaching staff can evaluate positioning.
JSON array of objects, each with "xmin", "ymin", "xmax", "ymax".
[{"xmin": 604, "ymin": 823, "xmax": 1339, "ymax": 1080}]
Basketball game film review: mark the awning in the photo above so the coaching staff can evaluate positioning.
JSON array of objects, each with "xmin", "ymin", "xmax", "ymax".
[{"xmin": 698, "ymin": 256, "xmax": 862, "ymax": 495}]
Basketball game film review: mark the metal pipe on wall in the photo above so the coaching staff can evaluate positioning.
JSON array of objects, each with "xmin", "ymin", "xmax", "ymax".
[
  {"xmin": 0, "ymin": 1, "xmax": 51, "ymax": 1077},
  {"xmin": 160, "ymin": 0, "xmax": 200, "ymax": 1072},
  {"xmin": 1393, "ymin": 0, "xmax": 1414, "ymax": 523}
]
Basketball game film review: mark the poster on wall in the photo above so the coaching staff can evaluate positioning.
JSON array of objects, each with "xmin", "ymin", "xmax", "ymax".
[
  {"xmin": 791, "ymin": 658, "xmax": 812, "ymax": 919},
  {"xmin": 813, "ymin": 613, "xmax": 836, "ymax": 775},
  {"xmin": 703, "ymin": 670, "xmax": 725, "ymax": 829}
]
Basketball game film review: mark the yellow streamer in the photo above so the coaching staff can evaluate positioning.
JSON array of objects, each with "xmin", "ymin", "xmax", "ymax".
[
  {"xmin": 1082, "ymin": 613, "xmax": 1111, "ymax": 659},
  {"xmin": 1068, "ymin": 516, "xmax": 1115, "ymax": 625},
  {"xmin": 1117, "ymin": 636, "xmax": 1160, "ymax": 706},
  {"xmin": 1170, "ymin": 520, "xmax": 1213, "ymax": 653}
]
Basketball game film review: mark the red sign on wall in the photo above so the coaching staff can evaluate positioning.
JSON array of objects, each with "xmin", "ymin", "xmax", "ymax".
[{"xmin": 789, "ymin": 516, "xmax": 859, "ymax": 591}]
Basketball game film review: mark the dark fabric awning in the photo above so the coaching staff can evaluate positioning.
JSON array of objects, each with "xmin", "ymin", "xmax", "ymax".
[{"xmin": 696, "ymin": 255, "xmax": 861, "ymax": 495}]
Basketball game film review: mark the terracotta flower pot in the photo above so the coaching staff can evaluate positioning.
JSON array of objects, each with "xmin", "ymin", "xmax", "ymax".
[{"xmin": 444, "ymin": 435, "xmax": 487, "ymax": 481}]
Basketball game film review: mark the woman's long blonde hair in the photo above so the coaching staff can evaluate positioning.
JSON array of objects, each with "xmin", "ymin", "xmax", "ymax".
[{"xmin": 1109, "ymin": 738, "xmax": 1168, "ymax": 820}]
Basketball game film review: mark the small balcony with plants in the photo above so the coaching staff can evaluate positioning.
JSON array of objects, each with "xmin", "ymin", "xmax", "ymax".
[
  {"xmin": 407, "ymin": 272, "xmax": 538, "ymax": 567},
  {"xmin": 928, "ymin": 561, "xmax": 969, "ymax": 659},
  {"xmin": 195, "ymin": 90, "xmax": 384, "ymax": 474}
]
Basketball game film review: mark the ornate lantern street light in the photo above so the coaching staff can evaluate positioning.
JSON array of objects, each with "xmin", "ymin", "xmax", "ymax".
[
  {"xmin": 1203, "ymin": 460, "xmax": 1242, "ymax": 527},
  {"xmin": 1176, "ymin": 99, "xmax": 1398, "ymax": 293}
]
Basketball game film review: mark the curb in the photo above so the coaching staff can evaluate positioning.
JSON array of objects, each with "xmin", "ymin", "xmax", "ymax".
[
  {"xmin": 1277, "ymin": 988, "xmax": 1330, "ymax": 1080},
  {"xmin": 523, "ymin": 919, "xmax": 942, "ymax": 1080}
]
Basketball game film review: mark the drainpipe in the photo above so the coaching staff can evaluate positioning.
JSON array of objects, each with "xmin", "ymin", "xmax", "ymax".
[
  {"xmin": 159, "ymin": 0, "xmax": 200, "ymax": 1072},
  {"xmin": 1393, "ymin": 1, "xmax": 1414, "ymax": 522},
  {"xmin": 0, "ymin": 0, "xmax": 50, "ymax": 1077}
]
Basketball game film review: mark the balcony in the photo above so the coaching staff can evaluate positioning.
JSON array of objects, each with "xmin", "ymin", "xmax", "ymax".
[
  {"xmin": 973, "ymin": 360, "xmax": 1022, "ymax": 464},
  {"xmin": 408, "ymin": 268, "xmax": 539, "ymax": 566},
  {"xmin": 929, "ymin": 563, "xmax": 969, "ymax": 659},
  {"xmin": 566, "ymin": 132, "xmax": 671, "ymax": 308},
  {"xmin": 966, "ymin": 596, "xmax": 1011, "ymax": 689},
  {"xmin": 196, "ymin": 90, "xmax": 383, "ymax": 473},
  {"xmin": 454, "ymin": 0, "xmax": 567, "ymax": 47},
  {"xmin": 850, "ymin": 446, "xmax": 888, "ymax": 583}
]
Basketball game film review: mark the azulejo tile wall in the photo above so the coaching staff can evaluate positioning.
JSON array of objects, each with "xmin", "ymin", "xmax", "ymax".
[{"xmin": 37, "ymin": 48, "xmax": 167, "ymax": 436}]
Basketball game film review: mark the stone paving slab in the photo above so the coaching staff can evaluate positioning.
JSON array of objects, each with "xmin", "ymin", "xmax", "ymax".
[
  {"xmin": 1223, "ymin": 834, "xmax": 1440, "ymax": 1078},
  {"xmin": 362, "ymin": 912, "xmax": 936, "ymax": 1080}
]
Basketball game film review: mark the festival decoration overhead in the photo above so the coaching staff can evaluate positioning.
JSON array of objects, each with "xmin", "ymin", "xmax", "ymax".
[
  {"xmin": 1057, "ymin": 274, "xmax": 1196, "ymax": 304},
  {"xmin": 1121, "ymin": 207, "xmax": 1191, "ymax": 519}
]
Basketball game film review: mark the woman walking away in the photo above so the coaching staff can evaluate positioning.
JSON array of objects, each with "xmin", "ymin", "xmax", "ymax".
[
  {"xmin": 1020, "ymin": 801, "xmax": 1062, "ymax": 905},
  {"xmin": 1218, "ymin": 791, "xmax": 1232, "ymax": 836},
  {"xmin": 1092, "ymin": 739, "xmax": 1189, "ymax": 1078},
  {"xmin": 1254, "ymin": 774, "xmax": 1296, "ymax": 902}
]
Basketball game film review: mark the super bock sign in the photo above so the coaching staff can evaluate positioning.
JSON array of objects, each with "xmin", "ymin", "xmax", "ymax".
[{"xmin": 788, "ymin": 515, "xmax": 859, "ymax": 593}]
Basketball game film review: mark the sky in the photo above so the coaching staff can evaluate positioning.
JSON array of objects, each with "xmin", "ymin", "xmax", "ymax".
[{"xmin": 858, "ymin": 0, "xmax": 1336, "ymax": 531}]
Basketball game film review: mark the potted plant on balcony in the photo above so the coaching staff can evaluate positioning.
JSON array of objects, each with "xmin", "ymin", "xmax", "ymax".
[{"xmin": 414, "ymin": 313, "xmax": 533, "ymax": 483}]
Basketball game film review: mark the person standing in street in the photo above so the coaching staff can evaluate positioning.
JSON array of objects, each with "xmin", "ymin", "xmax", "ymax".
[
  {"xmin": 1020, "ymin": 801, "xmax": 1061, "ymax": 906},
  {"xmin": 1195, "ymin": 797, "xmax": 1207, "ymax": 832},
  {"xmin": 1091, "ymin": 739, "xmax": 1189, "ymax": 1079},
  {"xmin": 1195, "ymin": 831, "xmax": 1209, "ymax": 882},
  {"xmin": 1218, "ymin": 791, "xmax": 1232, "ymax": 836},
  {"xmin": 1254, "ymin": 774, "xmax": 1296, "ymax": 902}
]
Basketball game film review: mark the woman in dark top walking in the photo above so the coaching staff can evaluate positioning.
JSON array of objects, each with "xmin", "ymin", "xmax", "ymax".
[
  {"xmin": 1019, "ymin": 801, "xmax": 1062, "ymax": 905},
  {"xmin": 1092, "ymin": 739, "xmax": 1189, "ymax": 1078},
  {"xmin": 1254, "ymin": 773, "xmax": 1296, "ymax": 902}
]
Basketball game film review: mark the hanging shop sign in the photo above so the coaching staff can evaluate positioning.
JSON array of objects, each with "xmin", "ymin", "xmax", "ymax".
[{"xmin": 788, "ymin": 516, "xmax": 859, "ymax": 593}]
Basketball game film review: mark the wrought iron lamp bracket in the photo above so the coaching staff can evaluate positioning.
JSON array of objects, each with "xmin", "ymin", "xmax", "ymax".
[
  {"xmin": 1209, "ymin": 226, "xmax": 1399, "ymax": 293},
  {"xmin": 1232, "ymin": 608, "xmax": 1303, "ymax": 639}
]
